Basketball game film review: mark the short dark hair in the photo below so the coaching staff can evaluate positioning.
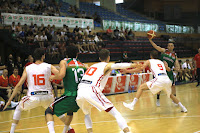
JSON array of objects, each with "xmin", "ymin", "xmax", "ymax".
[
  {"xmin": 186, "ymin": 59, "xmax": 189, "ymax": 61},
  {"xmin": 66, "ymin": 45, "xmax": 79, "ymax": 58},
  {"xmin": 33, "ymin": 48, "xmax": 45, "ymax": 61},
  {"xmin": 150, "ymin": 50, "xmax": 158, "ymax": 59},
  {"xmin": 13, "ymin": 67, "xmax": 18, "ymax": 70},
  {"xmin": 99, "ymin": 49, "xmax": 110, "ymax": 61}
]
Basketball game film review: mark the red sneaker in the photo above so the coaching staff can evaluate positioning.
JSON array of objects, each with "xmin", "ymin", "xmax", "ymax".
[{"xmin": 67, "ymin": 128, "xmax": 75, "ymax": 133}]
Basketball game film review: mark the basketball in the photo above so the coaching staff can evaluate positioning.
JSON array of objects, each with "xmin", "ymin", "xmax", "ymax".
[{"xmin": 147, "ymin": 30, "xmax": 156, "ymax": 39}]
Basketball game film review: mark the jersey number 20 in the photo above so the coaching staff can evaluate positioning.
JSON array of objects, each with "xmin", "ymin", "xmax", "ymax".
[{"xmin": 33, "ymin": 74, "xmax": 45, "ymax": 85}]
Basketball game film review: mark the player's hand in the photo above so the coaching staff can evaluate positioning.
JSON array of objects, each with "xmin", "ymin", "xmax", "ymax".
[
  {"xmin": 163, "ymin": 61, "xmax": 168, "ymax": 67},
  {"xmin": 3, "ymin": 100, "xmax": 11, "ymax": 111},
  {"xmin": 120, "ymin": 69, "xmax": 127, "ymax": 74},
  {"xmin": 49, "ymin": 75, "xmax": 55, "ymax": 82}
]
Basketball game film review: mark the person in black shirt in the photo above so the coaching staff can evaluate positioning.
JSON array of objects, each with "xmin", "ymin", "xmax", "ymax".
[
  {"xmin": 15, "ymin": 56, "xmax": 23, "ymax": 76},
  {"xmin": 6, "ymin": 54, "xmax": 15, "ymax": 77}
]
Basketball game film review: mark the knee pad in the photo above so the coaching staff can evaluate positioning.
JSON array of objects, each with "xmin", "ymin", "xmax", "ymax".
[
  {"xmin": 45, "ymin": 107, "xmax": 54, "ymax": 116},
  {"xmin": 67, "ymin": 112, "xmax": 73, "ymax": 116}
]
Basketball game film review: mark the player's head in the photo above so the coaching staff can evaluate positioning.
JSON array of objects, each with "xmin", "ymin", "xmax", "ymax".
[
  {"xmin": 13, "ymin": 67, "xmax": 18, "ymax": 75},
  {"xmin": 99, "ymin": 49, "xmax": 110, "ymax": 62},
  {"xmin": 167, "ymin": 42, "xmax": 174, "ymax": 51},
  {"xmin": 2, "ymin": 69, "xmax": 8, "ymax": 77},
  {"xmin": 66, "ymin": 45, "xmax": 79, "ymax": 58},
  {"xmin": 33, "ymin": 48, "xmax": 45, "ymax": 61},
  {"xmin": 150, "ymin": 50, "xmax": 158, "ymax": 59}
]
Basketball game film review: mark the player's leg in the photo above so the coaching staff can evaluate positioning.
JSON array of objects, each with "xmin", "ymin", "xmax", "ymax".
[
  {"xmin": 156, "ymin": 91, "xmax": 161, "ymax": 107},
  {"xmin": 45, "ymin": 107, "xmax": 56, "ymax": 133},
  {"xmin": 107, "ymin": 107, "xmax": 130, "ymax": 133},
  {"xmin": 53, "ymin": 85, "xmax": 58, "ymax": 98},
  {"xmin": 170, "ymin": 94, "xmax": 187, "ymax": 113},
  {"xmin": 59, "ymin": 113, "xmax": 74, "ymax": 133},
  {"xmin": 123, "ymin": 82, "xmax": 149, "ymax": 110},
  {"xmin": 10, "ymin": 105, "xmax": 22, "ymax": 133}
]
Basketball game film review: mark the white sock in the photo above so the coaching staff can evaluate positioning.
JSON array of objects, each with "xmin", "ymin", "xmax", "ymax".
[
  {"xmin": 62, "ymin": 125, "xmax": 69, "ymax": 133},
  {"xmin": 68, "ymin": 125, "xmax": 72, "ymax": 130},
  {"xmin": 178, "ymin": 102, "xmax": 184, "ymax": 108},
  {"xmin": 47, "ymin": 121, "xmax": 55, "ymax": 133},
  {"xmin": 108, "ymin": 107, "xmax": 128, "ymax": 130},
  {"xmin": 10, "ymin": 123, "xmax": 17, "ymax": 133},
  {"xmin": 13, "ymin": 105, "xmax": 22, "ymax": 120},
  {"xmin": 85, "ymin": 114, "xmax": 93, "ymax": 129},
  {"xmin": 131, "ymin": 98, "xmax": 138, "ymax": 106}
]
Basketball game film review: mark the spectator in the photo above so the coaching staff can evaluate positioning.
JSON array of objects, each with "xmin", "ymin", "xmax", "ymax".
[
  {"xmin": 73, "ymin": 26, "xmax": 79, "ymax": 33},
  {"xmin": 81, "ymin": 11, "xmax": 87, "ymax": 18},
  {"xmin": 11, "ymin": 22, "xmax": 16, "ymax": 31},
  {"xmin": 93, "ymin": 12, "xmax": 101, "ymax": 23},
  {"xmin": 182, "ymin": 59, "xmax": 194, "ymax": 80},
  {"xmin": 6, "ymin": 54, "xmax": 15, "ymax": 77},
  {"xmin": 194, "ymin": 48, "xmax": 200, "ymax": 87},
  {"xmin": 127, "ymin": 29, "xmax": 135, "ymax": 40},
  {"xmin": 16, "ymin": 22, "xmax": 22, "ymax": 32},
  {"xmin": 15, "ymin": 56, "xmax": 23, "ymax": 76},
  {"xmin": 0, "ymin": 69, "xmax": 12, "ymax": 104},
  {"xmin": 85, "ymin": 26, "xmax": 91, "ymax": 35},
  {"xmin": 106, "ymin": 26, "xmax": 114, "ymax": 39},
  {"xmin": 24, "ymin": 55, "xmax": 33, "ymax": 68},
  {"xmin": 114, "ymin": 27, "xmax": 120, "ymax": 40},
  {"xmin": 9, "ymin": 67, "xmax": 21, "ymax": 101}
]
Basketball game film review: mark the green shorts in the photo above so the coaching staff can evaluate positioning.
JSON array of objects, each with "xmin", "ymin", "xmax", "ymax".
[
  {"xmin": 52, "ymin": 95, "xmax": 79, "ymax": 117},
  {"xmin": 167, "ymin": 71, "xmax": 175, "ymax": 85}
]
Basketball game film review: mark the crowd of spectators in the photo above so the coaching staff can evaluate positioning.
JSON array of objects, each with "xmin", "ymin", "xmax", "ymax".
[
  {"xmin": 10, "ymin": 21, "xmax": 105, "ymax": 59},
  {"xmin": 0, "ymin": 0, "xmax": 60, "ymax": 16}
]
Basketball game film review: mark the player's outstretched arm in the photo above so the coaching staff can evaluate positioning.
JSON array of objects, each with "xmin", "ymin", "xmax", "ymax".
[
  {"xmin": 163, "ymin": 61, "xmax": 171, "ymax": 72},
  {"xmin": 50, "ymin": 60, "xmax": 66, "ymax": 81},
  {"xmin": 149, "ymin": 38, "xmax": 165, "ymax": 53},
  {"xmin": 3, "ymin": 69, "xmax": 27, "ymax": 110},
  {"xmin": 123, "ymin": 61, "xmax": 150, "ymax": 74}
]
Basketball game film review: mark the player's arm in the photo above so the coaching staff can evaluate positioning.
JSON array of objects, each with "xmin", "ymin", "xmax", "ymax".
[
  {"xmin": 123, "ymin": 60, "xmax": 150, "ymax": 73},
  {"xmin": 104, "ymin": 62, "xmax": 140, "ymax": 75},
  {"xmin": 50, "ymin": 60, "xmax": 66, "ymax": 81},
  {"xmin": 51, "ymin": 65, "xmax": 59, "ymax": 75},
  {"xmin": 149, "ymin": 38, "xmax": 165, "ymax": 53},
  {"xmin": 163, "ymin": 61, "xmax": 171, "ymax": 72},
  {"xmin": 56, "ymin": 80, "xmax": 63, "ymax": 87},
  {"xmin": 173, "ymin": 59, "xmax": 180, "ymax": 72},
  {"xmin": 3, "ymin": 69, "xmax": 27, "ymax": 110}
]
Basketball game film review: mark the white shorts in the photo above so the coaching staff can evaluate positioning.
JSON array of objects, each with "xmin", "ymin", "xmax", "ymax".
[
  {"xmin": 19, "ymin": 94, "xmax": 54, "ymax": 111},
  {"xmin": 146, "ymin": 76, "xmax": 172, "ymax": 98},
  {"xmin": 76, "ymin": 84, "xmax": 113, "ymax": 115}
]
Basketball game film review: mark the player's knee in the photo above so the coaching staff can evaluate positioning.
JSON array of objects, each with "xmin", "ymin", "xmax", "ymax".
[
  {"xmin": 45, "ymin": 107, "xmax": 54, "ymax": 116},
  {"xmin": 67, "ymin": 112, "xmax": 73, "ymax": 116}
]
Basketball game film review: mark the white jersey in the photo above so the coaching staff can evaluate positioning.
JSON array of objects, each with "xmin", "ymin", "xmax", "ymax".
[
  {"xmin": 26, "ymin": 63, "xmax": 52, "ymax": 96},
  {"xmin": 149, "ymin": 59, "xmax": 167, "ymax": 78},
  {"xmin": 81, "ymin": 62, "xmax": 110, "ymax": 91}
]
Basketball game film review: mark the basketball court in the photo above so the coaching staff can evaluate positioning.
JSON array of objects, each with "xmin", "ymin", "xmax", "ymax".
[{"xmin": 0, "ymin": 82, "xmax": 199, "ymax": 133}]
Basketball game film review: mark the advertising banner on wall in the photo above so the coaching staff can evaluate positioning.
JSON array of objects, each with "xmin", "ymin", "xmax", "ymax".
[{"xmin": 1, "ymin": 13, "xmax": 94, "ymax": 29}]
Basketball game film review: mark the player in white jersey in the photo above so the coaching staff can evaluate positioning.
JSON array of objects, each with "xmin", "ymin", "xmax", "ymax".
[
  {"xmin": 122, "ymin": 50, "xmax": 187, "ymax": 113},
  {"xmin": 3, "ymin": 48, "xmax": 59, "ymax": 133},
  {"xmin": 76, "ymin": 49, "xmax": 140, "ymax": 133}
]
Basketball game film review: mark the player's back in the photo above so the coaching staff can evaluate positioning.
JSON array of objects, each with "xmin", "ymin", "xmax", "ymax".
[
  {"xmin": 63, "ymin": 58, "xmax": 86, "ymax": 96},
  {"xmin": 149, "ymin": 59, "xmax": 167, "ymax": 78},
  {"xmin": 26, "ymin": 63, "xmax": 52, "ymax": 96},
  {"xmin": 81, "ymin": 62, "xmax": 109, "ymax": 91}
]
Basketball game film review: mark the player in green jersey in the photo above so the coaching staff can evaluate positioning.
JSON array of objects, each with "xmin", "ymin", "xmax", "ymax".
[
  {"xmin": 149, "ymin": 38, "xmax": 180, "ymax": 106},
  {"xmin": 45, "ymin": 45, "xmax": 87, "ymax": 133}
]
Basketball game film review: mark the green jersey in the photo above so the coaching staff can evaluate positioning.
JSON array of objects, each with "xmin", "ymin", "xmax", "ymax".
[
  {"xmin": 160, "ymin": 49, "xmax": 177, "ymax": 69},
  {"xmin": 63, "ymin": 58, "xmax": 86, "ymax": 96}
]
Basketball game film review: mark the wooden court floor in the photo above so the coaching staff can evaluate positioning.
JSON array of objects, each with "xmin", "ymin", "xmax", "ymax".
[{"xmin": 0, "ymin": 82, "xmax": 200, "ymax": 133}]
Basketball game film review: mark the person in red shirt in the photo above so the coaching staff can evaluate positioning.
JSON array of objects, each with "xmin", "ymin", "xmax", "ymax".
[
  {"xmin": 9, "ymin": 67, "xmax": 21, "ymax": 101},
  {"xmin": 194, "ymin": 48, "xmax": 200, "ymax": 87},
  {"xmin": 0, "ymin": 69, "xmax": 12, "ymax": 102},
  {"xmin": 52, "ymin": 79, "xmax": 63, "ymax": 98}
]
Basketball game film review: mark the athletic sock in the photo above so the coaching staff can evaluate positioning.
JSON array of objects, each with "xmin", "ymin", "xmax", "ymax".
[
  {"xmin": 10, "ymin": 123, "xmax": 17, "ymax": 133},
  {"xmin": 157, "ymin": 94, "xmax": 160, "ymax": 99},
  {"xmin": 47, "ymin": 121, "xmax": 55, "ymax": 133},
  {"xmin": 131, "ymin": 98, "xmax": 138, "ymax": 106},
  {"xmin": 62, "ymin": 125, "xmax": 69, "ymax": 133},
  {"xmin": 178, "ymin": 102, "xmax": 184, "ymax": 108}
]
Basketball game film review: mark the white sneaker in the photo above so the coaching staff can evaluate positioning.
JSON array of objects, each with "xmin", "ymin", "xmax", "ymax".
[
  {"xmin": 172, "ymin": 101, "xmax": 179, "ymax": 106},
  {"xmin": 156, "ymin": 99, "xmax": 160, "ymax": 107},
  {"xmin": 11, "ymin": 101, "xmax": 19, "ymax": 108},
  {"xmin": 123, "ymin": 102, "xmax": 134, "ymax": 110},
  {"xmin": 181, "ymin": 106, "xmax": 187, "ymax": 113}
]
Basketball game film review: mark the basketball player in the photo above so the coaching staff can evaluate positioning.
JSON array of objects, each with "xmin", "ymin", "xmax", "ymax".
[
  {"xmin": 46, "ymin": 45, "xmax": 87, "ymax": 133},
  {"xmin": 149, "ymin": 38, "xmax": 180, "ymax": 106},
  {"xmin": 76, "ymin": 49, "xmax": 140, "ymax": 133},
  {"xmin": 122, "ymin": 50, "xmax": 187, "ymax": 113},
  {"xmin": 3, "ymin": 48, "xmax": 59, "ymax": 133}
]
